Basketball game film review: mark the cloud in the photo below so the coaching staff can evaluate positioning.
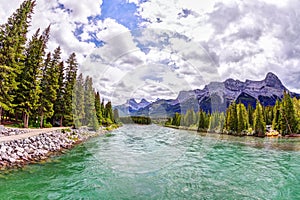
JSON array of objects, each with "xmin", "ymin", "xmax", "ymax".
[
  {"xmin": 2, "ymin": 0, "xmax": 300, "ymax": 104},
  {"xmin": 0, "ymin": 1, "xmax": 24, "ymax": 24},
  {"xmin": 136, "ymin": 0, "xmax": 300, "ymax": 93},
  {"xmin": 58, "ymin": 0, "xmax": 102, "ymax": 24},
  {"xmin": 0, "ymin": 0, "xmax": 101, "ymax": 63},
  {"xmin": 80, "ymin": 25, "xmax": 224, "ymax": 104}
]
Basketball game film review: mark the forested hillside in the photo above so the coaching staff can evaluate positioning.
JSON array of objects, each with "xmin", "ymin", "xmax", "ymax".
[{"xmin": 0, "ymin": 0, "xmax": 116, "ymax": 130}]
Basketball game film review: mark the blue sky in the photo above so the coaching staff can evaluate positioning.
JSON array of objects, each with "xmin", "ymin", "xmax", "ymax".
[
  {"xmin": 1, "ymin": 0, "xmax": 300, "ymax": 104},
  {"xmin": 98, "ymin": 0, "xmax": 141, "ymax": 30},
  {"xmin": 77, "ymin": 0, "xmax": 143, "ymax": 47}
]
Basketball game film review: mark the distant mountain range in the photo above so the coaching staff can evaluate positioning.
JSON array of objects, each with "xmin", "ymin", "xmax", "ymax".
[{"xmin": 115, "ymin": 72, "xmax": 300, "ymax": 117}]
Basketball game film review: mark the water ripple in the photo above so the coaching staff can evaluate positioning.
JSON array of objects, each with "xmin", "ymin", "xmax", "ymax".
[{"xmin": 1, "ymin": 124, "xmax": 300, "ymax": 199}]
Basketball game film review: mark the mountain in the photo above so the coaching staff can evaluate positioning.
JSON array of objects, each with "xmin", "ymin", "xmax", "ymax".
[
  {"xmin": 116, "ymin": 98, "xmax": 151, "ymax": 116},
  {"xmin": 115, "ymin": 72, "xmax": 300, "ymax": 117}
]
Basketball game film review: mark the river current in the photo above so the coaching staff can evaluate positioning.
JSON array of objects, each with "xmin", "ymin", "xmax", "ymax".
[{"xmin": 1, "ymin": 124, "xmax": 300, "ymax": 199}]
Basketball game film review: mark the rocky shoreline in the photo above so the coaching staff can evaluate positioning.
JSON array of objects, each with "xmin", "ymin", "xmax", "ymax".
[{"xmin": 0, "ymin": 127, "xmax": 106, "ymax": 170}]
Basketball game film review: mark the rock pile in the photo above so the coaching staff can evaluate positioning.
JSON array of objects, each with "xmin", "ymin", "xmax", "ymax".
[
  {"xmin": 0, "ymin": 125, "xmax": 30, "ymax": 137},
  {"xmin": 0, "ymin": 130, "xmax": 83, "ymax": 169}
]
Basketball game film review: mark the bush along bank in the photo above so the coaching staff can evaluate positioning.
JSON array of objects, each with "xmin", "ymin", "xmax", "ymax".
[{"xmin": 0, "ymin": 127, "xmax": 114, "ymax": 170}]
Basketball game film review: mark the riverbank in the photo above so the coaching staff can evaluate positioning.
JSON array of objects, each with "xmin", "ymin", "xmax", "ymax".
[
  {"xmin": 0, "ymin": 125, "xmax": 119, "ymax": 170},
  {"xmin": 164, "ymin": 124, "xmax": 198, "ymax": 131},
  {"xmin": 164, "ymin": 124, "xmax": 300, "ymax": 138}
]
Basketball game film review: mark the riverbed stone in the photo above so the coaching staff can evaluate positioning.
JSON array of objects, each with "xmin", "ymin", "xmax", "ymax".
[
  {"xmin": 0, "ymin": 145, "xmax": 7, "ymax": 153},
  {"xmin": 15, "ymin": 146, "xmax": 24, "ymax": 153},
  {"xmin": 8, "ymin": 157, "xmax": 16, "ymax": 163},
  {"xmin": 16, "ymin": 151, "xmax": 23, "ymax": 157},
  {"xmin": 9, "ymin": 132, "xmax": 16, "ymax": 136}
]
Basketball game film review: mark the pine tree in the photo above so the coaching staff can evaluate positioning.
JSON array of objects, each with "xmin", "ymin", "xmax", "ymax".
[
  {"xmin": 198, "ymin": 110, "xmax": 207, "ymax": 131},
  {"xmin": 293, "ymin": 98, "xmax": 300, "ymax": 118},
  {"xmin": 231, "ymin": 102, "xmax": 238, "ymax": 132},
  {"xmin": 56, "ymin": 52, "xmax": 78, "ymax": 126},
  {"xmin": 0, "ymin": 0, "xmax": 35, "ymax": 124},
  {"xmin": 247, "ymin": 104, "xmax": 254, "ymax": 128},
  {"xmin": 104, "ymin": 101, "xmax": 114, "ymax": 125},
  {"xmin": 83, "ymin": 76, "xmax": 98, "ymax": 130},
  {"xmin": 39, "ymin": 47, "xmax": 64, "ymax": 127},
  {"xmin": 209, "ymin": 112, "xmax": 222, "ymax": 132},
  {"xmin": 264, "ymin": 106, "xmax": 274, "ymax": 125},
  {"xmin": 237, "ymin": 104, "xmax": 244, "ymax": 134},
  {"xmin": 253, "ymin": 101, "xmax": 266, "ymax": 136},
  {"xmin": 95, "ymin": 92, "xmax": 102, "ymax": 124},
  {"xmin": 293, "ymin": 97, "xmax": 300, "ymax": 133},
  {"xmin": 172, "ymin": 112, "xmax": 181, "ymax": 126},
  {"xmin": 225, "ymin": 107, "xmax": 231, "ymax": 131},
  {"xmin": 73, "ymin": 73, "xmax": 85, "ymax": 128},
  {"xmin": 101, "ymin": 98, "xmax": 105, "ymax": 119},
  {"xmin": 281, "ymin": 91, "xmax": 297, "ymax": 135},
  {"xmin": 208, "ymin": 112, "xmax": 216, "ymax": 132},
  {"xmin": 184, "ymin": 109, "xmax": 195, "ymax": 127},
  {"xmin": 16, "ymin": 26, "xmax": 49, "ymax": 127},
  {"xmin": 272, "ymin": 100, "xmax": 281, "ymax": 131},
  {"xmin": 39, "ymin": 52, "xmax": 58, "ymax": 127},
  {"xmin": 237, "ymin": 103, "xmax": 248, "ymax": 135},
  {"xmin": 218, "ymin": 112, "xmax": 225, "ymax": 132},
  {"xmin": 50, "ymin": 46, "xmax": 65, "ymax": 126},
  {"xmin": 225, "ymin": 102, "xmax": 238, "ymax": 133}
]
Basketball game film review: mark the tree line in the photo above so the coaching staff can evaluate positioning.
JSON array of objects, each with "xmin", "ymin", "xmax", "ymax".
[
  {"xmin": 119, "ymin": 116, "xmax": 151, "ymax": 125},
  {"xmin": 0, "ymin": 0, "xmax": 116, "ymax": 130},
  {"xmin": 166, "ymin": 91, "xmax": 300, "ymax": 136},
  {"xmin": 72, "ymin": 76, "xmax": 116, "ymax": 131}
]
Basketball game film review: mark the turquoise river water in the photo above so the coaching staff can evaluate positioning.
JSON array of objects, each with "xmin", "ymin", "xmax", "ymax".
[{"xmin": 1, "ymin": 124, "xmax": 300, "ymax": 199}]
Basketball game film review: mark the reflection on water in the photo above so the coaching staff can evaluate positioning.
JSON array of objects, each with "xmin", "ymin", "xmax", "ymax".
[{"xmin": 199, "ymin": 132, "xmax": 300, "ymax": 151}]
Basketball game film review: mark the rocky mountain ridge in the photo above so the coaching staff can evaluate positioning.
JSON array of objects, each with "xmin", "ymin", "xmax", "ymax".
[{"xmin": 115, "ymin": 72, "xmax": 299, "ymax": 117}]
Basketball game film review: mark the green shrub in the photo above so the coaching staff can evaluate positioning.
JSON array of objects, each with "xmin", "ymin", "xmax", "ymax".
[
  {"xmin": 44, "ymin": 122, "xmax": 52, "ymax": 128},
  {"xmin": 18, "ymin": 123, "xmax": 24, "ymax": 128},
  {"xmin": 62, "ymin": 128, "xmax": 71, "ymax": 133}
]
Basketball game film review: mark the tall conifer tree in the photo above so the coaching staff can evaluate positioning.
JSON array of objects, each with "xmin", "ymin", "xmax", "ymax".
[
  {"xmin": 73, "ymin": 73, "xmax": 85, "ymax": 128},
  {"xmin": 16, "ymin": 26, "xmax": 49, "ymax": 127},
  {"xmin": 0, "ymin": 0, "xmax": 35, "ymax": 124},
  {"xmin": 253, "ymin": 101, "xmax": 266, "ymax": 136},
  {"xmin": 281, "ymin": 91, "xmax": 297, "ymax": 135},
  {"xmin": 65, "ymin": 53, "xmax": 78, "ymax": 124},
  {"xmin": 52, "ymin": 61, "xmax": 65, "ymax": 126},
  {"xmin": 95, "ymin": 92, "xmax": 102, "ymax": 124}
]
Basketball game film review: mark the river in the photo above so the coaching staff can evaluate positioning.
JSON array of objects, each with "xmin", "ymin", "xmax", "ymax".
[{"xmin": 1, "ymin": 124, "xmax": 300, "ymax": 199}]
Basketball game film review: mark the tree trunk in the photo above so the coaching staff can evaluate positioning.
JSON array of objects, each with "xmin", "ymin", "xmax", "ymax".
[
  {"xmin": 0, "ymin": 107, "xmax": 2, "ymax": 125},
  {"xmin": 24, "ymin": 113, "xmax": 29, "ymax": 128},
  {"xmin": 15, "ymin": 112, "xmax": 18, "ymax": 123},
  {"xmin": 40, "ymin": 113, "xmax": 44, "ymax": 128},
  {"xmin": 60, "ymin": 116, "xmax": 63, "ymax": 127}
]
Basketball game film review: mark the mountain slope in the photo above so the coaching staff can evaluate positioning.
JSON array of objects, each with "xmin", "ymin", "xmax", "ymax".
[{"xmin": 116, "ymin": 72, "xmax": 299, "ymax": 117}]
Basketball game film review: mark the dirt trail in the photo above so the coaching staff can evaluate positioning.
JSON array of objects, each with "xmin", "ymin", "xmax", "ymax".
[{"xmin": 0, "ymin": 127, "xmax": 67, "ymax": 143}]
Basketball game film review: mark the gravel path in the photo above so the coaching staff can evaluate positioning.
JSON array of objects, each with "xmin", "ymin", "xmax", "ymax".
[{"xmin": 0, "ymin": 127, "xmax": 66, "ymax": 143}]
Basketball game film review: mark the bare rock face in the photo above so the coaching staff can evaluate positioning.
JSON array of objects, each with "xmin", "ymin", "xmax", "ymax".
[{"xmin": 115, "ymin": 72, "xmax": 300, "ymax": 116}]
